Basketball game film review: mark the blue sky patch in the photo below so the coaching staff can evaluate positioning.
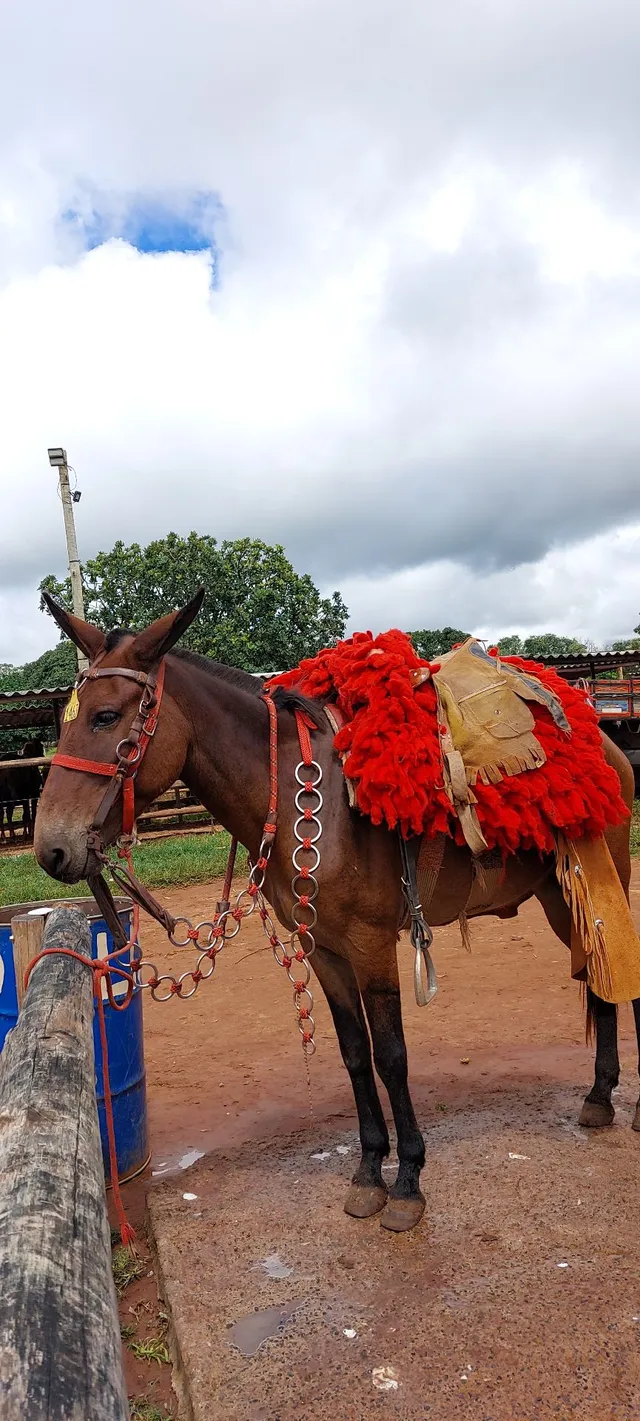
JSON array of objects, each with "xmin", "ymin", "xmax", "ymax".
[{"xmin": 62, "ymin": 189, "xmax": 223, "ymax": 282}]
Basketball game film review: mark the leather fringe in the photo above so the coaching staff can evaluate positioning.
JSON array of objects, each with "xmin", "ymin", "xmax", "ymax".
[
  {"xmin": 467, "ymin": 746, "xmax": 546, "ymax": 787},
  {"xmin": 555, "ymin": 834, "xmax": 613, "ymax": 1002},
  {"xmin": 458, "ymin": 911, "xmax": 472, "ymax": 953}
]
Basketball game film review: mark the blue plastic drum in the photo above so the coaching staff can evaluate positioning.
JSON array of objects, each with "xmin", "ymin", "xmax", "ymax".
[{"xmin": 0, "ymin": 897, "xmax": 149, "ymax": 1184}]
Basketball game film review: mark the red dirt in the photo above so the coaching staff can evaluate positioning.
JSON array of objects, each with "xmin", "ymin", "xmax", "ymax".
[{"xmin": 114, "ymin": 864, "xmax": 640, "ymax": 1419}]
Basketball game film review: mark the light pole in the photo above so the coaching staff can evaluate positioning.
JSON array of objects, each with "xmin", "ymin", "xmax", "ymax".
[{"xmin": 47, "ymin": 447, "xmax": 88, "ymax": 673}]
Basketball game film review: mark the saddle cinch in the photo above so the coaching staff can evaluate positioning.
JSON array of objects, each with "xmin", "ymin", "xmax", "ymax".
[{"xmin": 409, "ymin": 639, "xmax": 640, "ymax": 1007}]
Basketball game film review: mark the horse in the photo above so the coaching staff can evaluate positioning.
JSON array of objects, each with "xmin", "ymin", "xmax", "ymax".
[
  {"xmin": 0, "ymin": 739, "xmax": 44, "ymax": 842},
  {"xmin": 34, "ymin": 592, "xmax": 640, "ymax": 1233}
]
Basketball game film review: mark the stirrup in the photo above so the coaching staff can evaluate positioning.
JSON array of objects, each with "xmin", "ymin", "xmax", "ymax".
[{"xmin": 398, "ymin": 832, "xmax": 438, "ymax": 1006}]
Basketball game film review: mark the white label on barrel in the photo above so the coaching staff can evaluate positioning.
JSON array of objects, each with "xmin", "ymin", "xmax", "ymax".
[{"xmin": 96, "ymin": 931, "xmax": 129, "ymax": 1000}]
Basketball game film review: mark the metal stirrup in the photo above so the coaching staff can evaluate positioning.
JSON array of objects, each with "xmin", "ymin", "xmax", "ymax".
[{"xmin": 399, "ymin": 833, "xmax": 438, "ymax": 1006}]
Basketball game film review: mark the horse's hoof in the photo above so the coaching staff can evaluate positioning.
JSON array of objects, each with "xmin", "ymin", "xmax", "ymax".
[
  {"xmin": 344, "ymin": 1183, "xmax": 388, "ymax": 1219},
  {"xmin": 380, "ymin": 1194, "xmax": 425, "ymax": 1233},
  {"xmin": 631, "ymin": 1105, "xmax": 640, "ymax": 1133},
  {"xmin": 578, "ymin": 1100, "xmax": 615, "ymax": 1128}
]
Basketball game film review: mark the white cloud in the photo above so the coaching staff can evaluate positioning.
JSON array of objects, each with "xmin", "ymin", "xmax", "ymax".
[{"xmin": 1, "ymin": 0, "xmax": 640, "ymax": 664}]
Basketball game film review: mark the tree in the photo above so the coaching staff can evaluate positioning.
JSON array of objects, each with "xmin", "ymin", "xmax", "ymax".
[
  {"xmin": 40, "ymin": 533, "xmax": 348, "ymax": 672},
  {"xmin": 497, "ymin": 635, "xmax": 523, "ymax": 657},
  {"xmin": 498, "ymin": 633, "xmax": 587, "ymax": 659},
  {"xmin": 409, "ymin": 627, "xmax": 469, "ymax": 660}
]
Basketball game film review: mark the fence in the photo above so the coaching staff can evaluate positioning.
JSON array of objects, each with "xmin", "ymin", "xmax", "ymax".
[
  {"xmin": 0, "ymin": 906, "xmax": 128, "ymax": 1419},
  {"xmin": 0, "ymin": 756, "xmax": 216, "ymax": 844}
]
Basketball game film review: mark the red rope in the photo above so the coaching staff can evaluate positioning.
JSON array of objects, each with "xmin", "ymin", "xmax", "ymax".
[{"xmin": 25, "ymin": 945, "xmax": 137, "ymax": 1248}]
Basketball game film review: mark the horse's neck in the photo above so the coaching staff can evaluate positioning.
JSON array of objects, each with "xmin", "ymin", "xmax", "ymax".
[{"xmin": 169, "ymin": 659, "xmax": 270, "ymax": 854}]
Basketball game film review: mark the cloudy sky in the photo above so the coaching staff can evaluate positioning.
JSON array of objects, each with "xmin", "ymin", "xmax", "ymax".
[{"xmin": 2, "ymin": 0, "xmax": 640, "ymax": 665}]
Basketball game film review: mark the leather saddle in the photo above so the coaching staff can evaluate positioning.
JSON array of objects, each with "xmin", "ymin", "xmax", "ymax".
[{"xmin": 426, "ymin": 639, "xmax": 570, "ymax": 854}]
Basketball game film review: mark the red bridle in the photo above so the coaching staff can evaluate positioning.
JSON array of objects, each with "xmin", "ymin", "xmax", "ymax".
[{"xmin": 52, "ymin": 658, "xmax": 166, "ymax": 841}]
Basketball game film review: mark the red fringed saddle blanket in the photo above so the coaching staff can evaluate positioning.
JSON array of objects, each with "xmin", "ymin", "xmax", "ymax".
[{"xmin": 268, "ymin": 629, "xmax": 629, "ymax": 856}]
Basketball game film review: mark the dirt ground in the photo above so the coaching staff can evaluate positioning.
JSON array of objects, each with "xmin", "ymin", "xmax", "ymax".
[{"xmin": 116, "ymin": 864, "xmax": 640, "ymax": 1420}]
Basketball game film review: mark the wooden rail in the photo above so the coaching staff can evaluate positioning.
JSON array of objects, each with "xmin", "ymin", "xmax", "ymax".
[{"xmin": 0, "ymin": 907, "xmax": 129, "ymax": 1420}]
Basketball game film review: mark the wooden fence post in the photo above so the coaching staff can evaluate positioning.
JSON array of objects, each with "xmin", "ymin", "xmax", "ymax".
[{"xmin": 0, "ymin": 906, "xmax": 129, "ymax": 1420}]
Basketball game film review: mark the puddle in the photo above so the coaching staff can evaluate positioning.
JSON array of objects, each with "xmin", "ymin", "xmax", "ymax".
[
  {"xmin": 228, "ymin": 1301, "xmax": 298, "ymax": 1357},
  {"xmin": 259, "ymin": 1253, "xmax": 293, "ymax": 1280},
  {"xmin": 178, "ymin": 1148, "xmax": 205, "ymax": 1169}
]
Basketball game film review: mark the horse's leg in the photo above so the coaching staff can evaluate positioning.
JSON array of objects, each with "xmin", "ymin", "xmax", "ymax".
[
  {"xmin": 355, "ymin": 945, "xmax": 425, "ymax": 1233},
  {"xmin": 536, "ymin": 875, "xmax": 618, "ymax": 1127},
  {"xmin": 312, "ymin": 945, "xmax": 390, "ymax": 1218},
  {"xmin": 631, "ymin": 1000, "xmax": 640, "ymax": 1132}
]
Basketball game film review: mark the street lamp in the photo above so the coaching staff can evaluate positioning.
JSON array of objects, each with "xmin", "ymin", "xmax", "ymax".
[{"xmin": 47, "ymin": 446, "xmax": 88, "ymax": 672}]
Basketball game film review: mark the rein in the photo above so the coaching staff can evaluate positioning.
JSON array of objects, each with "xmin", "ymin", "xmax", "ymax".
[{"xmin": 50, "ymin": 656, "xmax": 322, "ymax": 1050}]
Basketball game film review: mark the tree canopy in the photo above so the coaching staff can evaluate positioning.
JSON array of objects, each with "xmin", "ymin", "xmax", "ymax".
[
  {"xmin": 409, "ymin": 627, "xmax": 469, "ymax": 660},
  {"xmin": 40, "ymin": 533, "xmax": 348, "ymax": 672},
  {"xmin": 497, "ymin": 633, "xmax": 587, "ymax": 659}
]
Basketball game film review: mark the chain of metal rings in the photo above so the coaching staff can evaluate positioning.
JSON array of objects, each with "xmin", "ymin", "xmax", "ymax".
[
  {"xmin": 265, "ymin": 758, "xmax": 322, "ymax": 1057},
  {"xmin": 123, "ymin": 759, "xmax": 322, "ymax": 1055}
]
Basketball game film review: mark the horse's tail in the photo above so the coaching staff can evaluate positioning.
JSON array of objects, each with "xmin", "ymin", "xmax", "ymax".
[
  {"xmin": 583, "ymin": 982, "xmax": 617, "ymax": 1044},
  {"xmin": 584, "ymin": 982, "xmax": 595, "ymax": 1045}
]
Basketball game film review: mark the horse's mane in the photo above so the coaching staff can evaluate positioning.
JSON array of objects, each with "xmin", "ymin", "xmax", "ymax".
[{"xmin": 103, "ymin": 630, "xmax": 324, "ymax": 727}]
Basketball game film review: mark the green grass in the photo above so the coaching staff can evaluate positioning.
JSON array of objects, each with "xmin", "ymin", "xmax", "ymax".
[
  {"xmin": 631, "ymin": 801, "xmax": 640, "ymax": 857},
  {"xmin": 129, "ymin": 1403, "xmax": 174, "ymax": 1421},
  {"xmin": 0, "ymin": 831, "xmax": 247, "ymax": 908},
  {"xmin": 128, "ymin": 1337, "xmax": 171, "ymax": 1367},
  {"xmin": 2, "ymin": 804, "xmax": 639, "ymax": 910},
  {"xmin": 111, "ymin": 1246, "xmax": 146, "ymax": 1297}
]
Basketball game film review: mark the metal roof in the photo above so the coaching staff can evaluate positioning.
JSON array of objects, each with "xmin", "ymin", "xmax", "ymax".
[
  {"xmin": 536, "ymin": 650, "xmax": 640, "ymax": 672},
  {"xmin": 0, "ymin": 686, "xmax": 72, "ymax": 704}
]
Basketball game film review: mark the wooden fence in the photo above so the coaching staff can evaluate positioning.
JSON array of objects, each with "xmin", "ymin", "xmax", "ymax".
[
  {"xmin": 0, "ymin": 756, "xmax": 216, "ymax": 843},
  {"xmin": 0, "ymin": 907, "xmax": 129, "ymax": 1419}
]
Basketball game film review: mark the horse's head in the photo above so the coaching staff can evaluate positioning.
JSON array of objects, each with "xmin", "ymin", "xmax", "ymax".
[{"xmin": 35, "ymin": 590, "xmax": 204, "ymax": 883}]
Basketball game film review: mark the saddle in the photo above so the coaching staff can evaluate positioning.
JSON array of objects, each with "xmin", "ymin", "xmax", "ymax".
[{"xmin": 427, "ymin": 639, "xmax": 570, "ymax": 855}]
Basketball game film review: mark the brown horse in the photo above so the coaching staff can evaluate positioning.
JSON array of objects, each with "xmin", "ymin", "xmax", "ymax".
[{"xmin": 34, "ymin": 594, "xmax": 640, "ymax": 1232}]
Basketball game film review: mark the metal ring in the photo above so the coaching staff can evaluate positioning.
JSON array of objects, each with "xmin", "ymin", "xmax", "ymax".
[
  {"xmin": 294, "ymin": 785, "xmax": 324, "ymax": 814},
  {"xmin": 295, "ymin": 760, "xmax": 323, "ymax": 787},
  {"xmin": 150, "ymin": 974, "xmax": 177, "ymax": 1003},
  {"xmin": 291, "ymin": 872, "xmax": 319, "ymax": 902},
  {"xmin": 298, "ymin": 1013, "xmax": 315, "ymax": 1036},
  {"xmin": 292, "ymin": 984, "xmax": 314, "ymax": 1008},
  {"xmin": 194, "ymin": 920, "xmax": 216, "ymax": 943},
  {"xmin": 116, "ymin": 738, "xmax": 141, "ymax": 765},
  {"xmin": 169, "ymin": 917, "xmax": 194, "ymax": 948},
  {"xmin": 292, "ymin": 842, "xmax": 320, "ymax": 873},
  {"xmin": 137, "ymin": 960, "xmax": 160, "ymax": 989},
  {"xmin": 291, "ymin": 901, "xmax": 318, "ymax": 930},
  {"xmin": 294, "ymin": 814, "xmax": 323, "ymax": 845},
  {"xmin": 302, "ymin": 1037, "xmax": 317, "ymax": 1057},
  {"xmin": 176, "ymin": 970, "xmax": 201, "ymax": 999},
  {"xmin": 196, "ymin": 951, "xmax": 218, "ymax": 979},
  {"xmin": 288, "ymin": 961, "xmax": 311, "ymax": 988}
]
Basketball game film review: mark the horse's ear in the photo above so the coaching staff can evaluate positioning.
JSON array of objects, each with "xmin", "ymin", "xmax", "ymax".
[
  {"xmin": 131, "ymin": 588, "xmax": 206, "ymax": 667},
  {"xmin": 42, "ymin": 593, "xmax": 106, "ymax": 660}
]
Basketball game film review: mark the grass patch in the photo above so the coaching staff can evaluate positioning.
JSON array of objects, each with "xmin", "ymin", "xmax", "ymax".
[
  {"xmin": 3, "ymin": 801, "xmax": 638, "ymax": 911},
  {"xmin": 631, "ymin": 801, "xmax": 640, "ymax": 857},
  {"xmin": 0, "ymin": 831, "xmax": 247, "ymax": 907},
  {"xmin": 129, "ymin": 1337, "xmax": 171, "ymax": 1366},
  {"xmin": 111, "ymin": 1245, "xmax": 146, "ymax": 1297},
  {"xmin": 129, "ymin": 1403, "xmax": 174, "ymax": 1421}
]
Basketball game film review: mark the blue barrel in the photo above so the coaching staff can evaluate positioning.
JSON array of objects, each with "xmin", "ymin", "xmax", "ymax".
[{"xmin": 0, "ymin": 897, "xmax": 149, "ymax": 1184}]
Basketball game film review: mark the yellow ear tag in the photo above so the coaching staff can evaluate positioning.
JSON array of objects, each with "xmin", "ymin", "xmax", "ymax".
[{"xmin": 63, "ymin": 688, "xmax": 80, "ymax": 723}]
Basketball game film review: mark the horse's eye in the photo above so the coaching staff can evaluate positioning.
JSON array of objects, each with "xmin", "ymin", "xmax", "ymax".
[{"xmin": 92, "ymin": 709, "xmax": 120, "ymax": 730}]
